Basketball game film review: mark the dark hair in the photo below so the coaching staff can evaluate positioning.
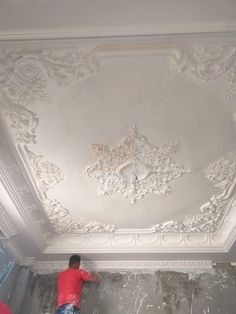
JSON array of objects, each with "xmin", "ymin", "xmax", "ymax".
[{"xmin": 69, "ymin": 254, "xmax": 81, "ymax": 267}]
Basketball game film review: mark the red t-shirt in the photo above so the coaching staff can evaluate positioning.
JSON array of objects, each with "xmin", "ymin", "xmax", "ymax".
[
  {"xmin": 0, "ymin": 301, "xmax": 12, "ymax": 314},
  {"xmin": 57, "ymin": 268, "xmax": 91, "ymax": 309}
]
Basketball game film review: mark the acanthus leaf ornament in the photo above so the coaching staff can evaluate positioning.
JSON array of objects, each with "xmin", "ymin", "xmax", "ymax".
[
  {"xmin": 171, "ymin": 45, "xmax": 236, "ymax": 98},
  {"xmin": 84, "ymin": 126, "xmax": 188, "ymax": 204},
  {"xmin": 40, "ymin": 50, "xmax": 100, "ymax": 85},
  {"xmin": 172, "ymin": 45, "xmax": 236, "ymax": 81}
]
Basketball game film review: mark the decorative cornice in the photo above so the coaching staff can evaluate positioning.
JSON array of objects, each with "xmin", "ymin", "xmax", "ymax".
[
  {"xmin": 32, "ymin": 260, "xmax": 213, "ymax": 274},
  {"xmin": 0, "ymin": 166, "xmax": 49, "ymax": 250},
  {"xmin": 0, "ymin": 202, "xmax": 18, "ymax": 238},
  {"xmin": 44, "ymin": 230, "xmax": 228, "ymax": 254},
  {"xmin": 0, "ymin": 132, "xmax": 49, "ymax": 249}
]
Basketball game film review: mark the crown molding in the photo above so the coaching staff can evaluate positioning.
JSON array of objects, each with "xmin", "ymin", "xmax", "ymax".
[
  {"xmin": 0, "ymin": 130, "xmax": 49, "ymax": 251},
  {"xmin": 44, "ymin": 231, "xmax": 229, "ymax": 254},
  {"xmin": 0, "ymin": 165, "xmax": 47, "ymax": 251},
  {"xmin": 32, "ymin": 260, "xmax": 213, "ymax": 274},
  {"xmin": 0, "ymin": 202, "xmax": 19, "ymax": 239},
  {"xmin": 0, "ymin": 24, "xmax": 236, "ymax": 41}
]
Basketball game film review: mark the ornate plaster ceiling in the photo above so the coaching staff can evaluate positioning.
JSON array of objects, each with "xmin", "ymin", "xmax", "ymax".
[{"xmin": 1, "ymin": 30, "xmax": 236, "ymax": 269}]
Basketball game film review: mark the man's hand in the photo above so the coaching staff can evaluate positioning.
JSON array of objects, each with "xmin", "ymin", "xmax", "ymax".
[{"xmin": 90, "ymin": 273, "xmax": 101, "ymax": 282}]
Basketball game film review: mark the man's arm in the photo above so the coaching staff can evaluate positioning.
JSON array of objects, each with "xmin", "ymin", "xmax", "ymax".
[{"xmin": 80, "ymin": 269, "xmax": 101, "ymax": 282}]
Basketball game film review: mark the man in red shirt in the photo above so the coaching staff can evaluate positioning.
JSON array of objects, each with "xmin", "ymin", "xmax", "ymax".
[
  {"xmin": 0, "ymin": 301, "xmax": 12, "ymax": 314},
  {"xmin": 56, "ymin": 255, "xmax": 100, "ymax": 314}
]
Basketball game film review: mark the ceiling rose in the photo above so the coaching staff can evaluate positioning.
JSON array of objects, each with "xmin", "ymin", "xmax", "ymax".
[{"xmin": 84, "ymin": 126, "xmax": 188, "ymax": 204}]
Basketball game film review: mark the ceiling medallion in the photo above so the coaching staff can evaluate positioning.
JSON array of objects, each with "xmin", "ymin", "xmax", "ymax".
[{"xmin": 84, "ymin": 126, "xmax": 188, "ymax": 204}]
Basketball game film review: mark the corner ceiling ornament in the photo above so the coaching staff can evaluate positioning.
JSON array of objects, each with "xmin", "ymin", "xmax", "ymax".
[
  {"xmin": 172, "ymin": 45, "xmax": 236, "ymax": 98},
  {"xmin": 0, "ymin": 48, "xmax": 100, "ymax": 144},
  {"xmin": 84, "ymin": 126, "xmax": 188, "ymax": 204},
  {"xmin": 43, "ymin": 199, "xmax": 115, "ymax": 234},
  {"xmin": 152, "ymin": 151, "xmax": 236, "ymax": 233}
]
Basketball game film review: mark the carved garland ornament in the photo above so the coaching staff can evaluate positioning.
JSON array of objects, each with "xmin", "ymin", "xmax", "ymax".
[{"xmin": 84, "ymin": 126, "xmax": 188, "ymax": 204}]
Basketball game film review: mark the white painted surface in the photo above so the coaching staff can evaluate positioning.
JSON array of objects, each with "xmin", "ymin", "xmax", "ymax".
[
  {"xmin": 0, "ymin": 2, "xmax": 236, "ymax": 268},
  {"xmin": 0, "ymin": 0, "xmax": 236, "ymax": 39}
]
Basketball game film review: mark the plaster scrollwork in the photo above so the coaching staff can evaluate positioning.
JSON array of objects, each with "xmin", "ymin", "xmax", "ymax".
[
  {"xmin": 25, "ymin": 147, "xmax": 64, "ymax": 193},
  {"xmin": 152, "ymin": 152, "xmax": 236, "ymax": 233},
  {"xmin": 84, "ymin": 126, "xmax": 188, "ymax": 204},
  {"xmin": 205, "ymin": 152, "xmax": 236, "ymax": 190},
  {"xmin": 43, "ymin": 199, "xmax": 116, "ymax": 234},
  {"xmin": 171, "ymin": 45, "xmax": 236, "ymax": 98},
  {"xmin": 0, "ymin": 48, "xmax": 100, "ymax": 145},
  {"xmin": 38, "ymin": 50, "xmax": 100, "ymax": 85}
]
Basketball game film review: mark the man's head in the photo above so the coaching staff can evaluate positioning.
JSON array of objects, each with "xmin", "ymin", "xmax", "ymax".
[{"xmin": 69, "ymin": 254, "xmax": 81, "ymax": 269}]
